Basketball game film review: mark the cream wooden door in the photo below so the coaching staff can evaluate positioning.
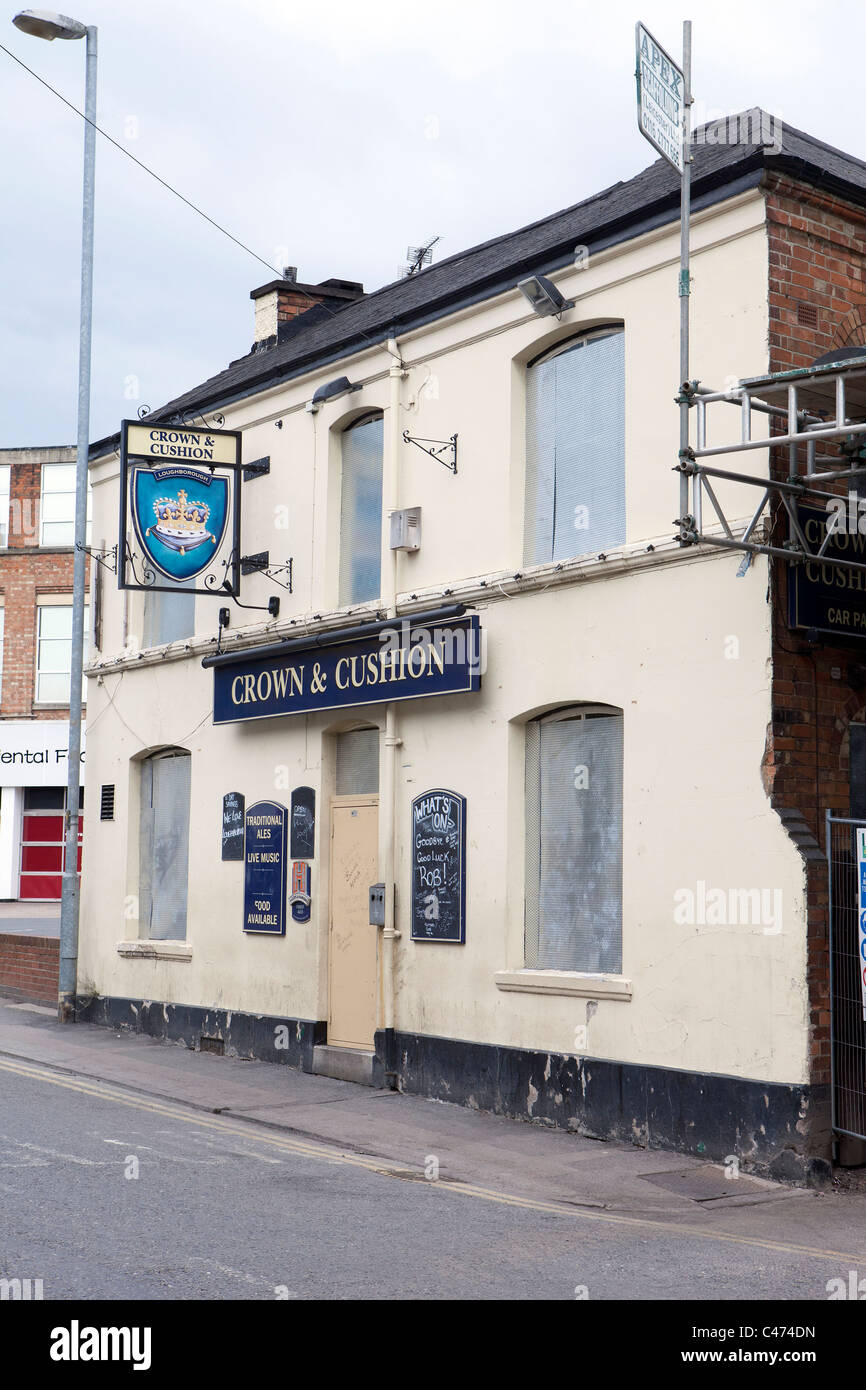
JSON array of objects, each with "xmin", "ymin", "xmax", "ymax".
[{"xmin": 329, "ymin": 797, "xmax": 379, "ymax": 1049}]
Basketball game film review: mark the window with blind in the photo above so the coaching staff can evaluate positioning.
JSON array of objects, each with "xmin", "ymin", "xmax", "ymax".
[
  {"xmin": 139, "ymin": 750, "xmax": 191, "ymax": 940},
  {"xmin": 524, "ymin": 327, "xmax": 625, "ymax": 567},
  {"xmin": 525, "ymin": 706, "xmax": 623, "ymax": 973},
  {"xmin": 339, "ymin": 414, "xmax": 384, "ymax": 606}
]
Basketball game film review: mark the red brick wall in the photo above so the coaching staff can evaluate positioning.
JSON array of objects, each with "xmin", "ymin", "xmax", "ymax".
[
  {"xmin": 764, "ymin": 173, "xmax": 866, "ymax": 1093},
  {"xmin": 0, "ymin": 457, "xmax": 89, "ymax": 719},
  {"xmin": 0, "ymin": 932, "xmax": 59, "ymax": 1006},
  {"xmin": 277, "ymin": 288, "xmax": 323, "ymax": 323}
]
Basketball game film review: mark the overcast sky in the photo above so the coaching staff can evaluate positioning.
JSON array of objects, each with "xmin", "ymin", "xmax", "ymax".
[{"xmin": 0, "ymin": 0, "xmax": 859, "ymax": 446}]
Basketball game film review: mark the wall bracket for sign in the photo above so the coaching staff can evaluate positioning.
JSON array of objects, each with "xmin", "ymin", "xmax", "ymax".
[
  {"xmin": 216, "ymin": 554, "xmax": 280, "ymax": 620},
  {"xmin": 402, "ymin": 430, "xmax": 458, "ymax": 474},
  {"xmin": 171, "ymin": 410, "xmax": 226, "ymax": 430},
  {"xmin": 240, "ymin": 552, "xmax": 294, "ymax": 593},
  {"xmin": 76, "ymin": 541, "xmax": 118, "ymax": 575},
  {"xmin": 119, "ymin": 418, "xmax": 243, "ymax": 598}
]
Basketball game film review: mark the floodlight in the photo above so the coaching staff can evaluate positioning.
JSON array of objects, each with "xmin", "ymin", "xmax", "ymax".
[
  {"xmin": 309, "ymin": 376, "xmax": 362, "ymax": 410},
  {"xmin": 517, "ymin": 274, "xmax": 574, "ymax": 317}
]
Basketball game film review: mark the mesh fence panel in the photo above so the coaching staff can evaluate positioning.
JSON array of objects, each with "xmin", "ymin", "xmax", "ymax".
[{"xmin": 828, "ymin": 815, "xmax": 866, "ymax": 1139}]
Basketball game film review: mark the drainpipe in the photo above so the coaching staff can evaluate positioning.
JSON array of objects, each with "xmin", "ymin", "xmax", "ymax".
[{"xmin": 381, "ymin": 337, "xmax": 405, "ymax": 1082}]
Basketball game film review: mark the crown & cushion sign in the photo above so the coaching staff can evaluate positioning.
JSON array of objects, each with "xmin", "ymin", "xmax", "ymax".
[{"xmin": 211, "ymin": 614, "xmax": 481, "ymax": 723}]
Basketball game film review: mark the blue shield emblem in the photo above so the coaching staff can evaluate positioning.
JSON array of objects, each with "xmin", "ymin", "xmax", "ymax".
[{"xmin": 131, "ymin": 466, "xmax": 229, "ymax": 582}]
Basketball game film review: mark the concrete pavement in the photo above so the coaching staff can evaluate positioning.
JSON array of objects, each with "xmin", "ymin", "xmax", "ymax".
[{"xmin": 0, "ymin": 903, "xmax": 60, "ymax": 937}]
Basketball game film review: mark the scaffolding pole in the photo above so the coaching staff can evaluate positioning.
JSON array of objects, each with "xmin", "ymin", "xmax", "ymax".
[{"xmin": 678, "ymin": 20, "xmax": 692, "ymax": 535}]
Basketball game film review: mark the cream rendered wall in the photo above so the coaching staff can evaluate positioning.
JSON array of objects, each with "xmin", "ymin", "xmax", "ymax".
[
  {"xmin": 390, "ymin": 556, "xmax": 807, "ymax": 1085},
  {"xmin": 81, "ymin": 187, "xmax": 810, "ymax": 1086}
]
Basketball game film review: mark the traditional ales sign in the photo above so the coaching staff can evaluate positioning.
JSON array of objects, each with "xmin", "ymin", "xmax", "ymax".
[{"xmin": 243, "ymin": 800, "xmax": 287, "ymax": 935}]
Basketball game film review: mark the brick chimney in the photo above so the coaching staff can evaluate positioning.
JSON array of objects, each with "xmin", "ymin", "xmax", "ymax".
[{"xmin": 251, "ymin": 270, "xmax": 365, "ymax": 350}]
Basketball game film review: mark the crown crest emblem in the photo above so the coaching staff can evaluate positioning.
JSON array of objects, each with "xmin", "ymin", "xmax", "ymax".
[{"xmin": 146, "ymin": 488, "xmax": 214, "ymax": 554}]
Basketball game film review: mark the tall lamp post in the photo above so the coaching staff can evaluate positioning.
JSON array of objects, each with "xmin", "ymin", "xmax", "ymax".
[{"xmin": 13, "ymin": 9, "xmax": 96, "ymax": 1022}]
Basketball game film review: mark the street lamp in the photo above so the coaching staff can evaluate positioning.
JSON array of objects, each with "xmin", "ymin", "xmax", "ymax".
[{"xmin": 13, "ymin": 9, "xmax": 96, "ymax": 1023}]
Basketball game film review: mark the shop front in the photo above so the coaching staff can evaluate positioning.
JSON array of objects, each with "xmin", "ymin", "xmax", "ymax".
[{"xmin": 0, "ymin": 721, "xmax": 85, "ymax": 901}]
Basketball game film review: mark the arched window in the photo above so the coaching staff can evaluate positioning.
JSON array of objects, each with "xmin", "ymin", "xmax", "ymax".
[
  {"xmin": 524, "ymin": 327, "xmax": 625, "ymax": 566},
  {"xmin": 139, "ymin": 748, "xmax": 191, "ymax": 940},
  {"xmin": 339, "ymin": 413, "xmax": 384, "ymax": 605},
  {"xmin": 525, "ymin": 705, "xmax": 623, "ymax": 972}
]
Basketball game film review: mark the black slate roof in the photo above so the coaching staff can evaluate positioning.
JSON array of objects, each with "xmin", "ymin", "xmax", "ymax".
[{"xmin": 91, "ymin": 109, "xmax": 866, "ymax": 459}]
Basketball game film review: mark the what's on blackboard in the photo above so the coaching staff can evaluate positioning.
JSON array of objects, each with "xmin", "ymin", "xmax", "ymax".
[
  {"xmin": 411, "ymin": 789, "xmax": 466, "ymax": 943},
  {"xmin": 291, "ymin": 786, "xmax": 315, "ymax": 859},
  {"xmin": 222, "ymin": 792, "xmax": 245, "ymax": 861},
  {"xmin": 243, "ymin": 800, "xmax": 287, "ymax": 935}
]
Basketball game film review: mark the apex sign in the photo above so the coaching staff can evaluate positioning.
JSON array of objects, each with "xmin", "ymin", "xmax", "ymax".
[{"xmin": 635, "ymin": 22, "xmax": 685, "ymax": 173}]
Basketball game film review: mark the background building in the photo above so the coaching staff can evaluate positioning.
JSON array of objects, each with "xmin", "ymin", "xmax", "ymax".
[{"xmin": 0, "ymin": 445, "xmax": 89, "ymax": 902}]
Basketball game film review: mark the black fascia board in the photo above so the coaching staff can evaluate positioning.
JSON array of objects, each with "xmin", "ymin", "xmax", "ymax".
[{"xmin": 201, "ymin": 604, "xmax": 468, "ymax": 670}]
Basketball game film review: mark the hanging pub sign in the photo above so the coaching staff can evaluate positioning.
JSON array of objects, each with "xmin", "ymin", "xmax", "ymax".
[
  {"xmin": 209, "ymin": 613, "xmax": 482, "ymax": 724},
  {"xmin": 788, "ymin": 503, "xmax": 866, "ymax": 641},
  {"xmin": 221, "ymin": 791, "xmax": 245, "ymax": 861},
  {"xmin": 119, "ymin": 419, "xmax": 242, "ymax": 596},
  {"xmin": 243, "ymin": 799, "xmax": 288, "ymax": 935},
  {"xmin": 410, "ymin": 789, "xmax": 466, "ymax": 944},
  {"xmin": 290, "ymin": 786, "xmax": 316, "ymax": 858}
]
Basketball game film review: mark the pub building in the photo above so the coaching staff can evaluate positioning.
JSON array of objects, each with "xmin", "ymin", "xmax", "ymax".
[{"xmin": 80, "ymin": 113, "xmax": 866, "ymax": 1177}]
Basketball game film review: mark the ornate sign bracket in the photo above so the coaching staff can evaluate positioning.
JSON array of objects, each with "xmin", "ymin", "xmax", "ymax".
[{"xmin": 402, "ymin": 429, "xmax": 458, "ymax": 474}]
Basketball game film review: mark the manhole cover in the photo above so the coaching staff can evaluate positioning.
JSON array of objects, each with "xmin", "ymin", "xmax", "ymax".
[{"xmin": 638, "ymin": 1166, "xmax": 771, "ymax": 1203}]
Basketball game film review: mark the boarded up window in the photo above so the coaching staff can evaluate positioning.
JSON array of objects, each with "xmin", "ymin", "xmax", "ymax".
[
  {"xmin": 142, "ymin": 583, "xmax": 195, "ymax": 648},
  {"xmin": 524, "ymin": 328, "xmax": 625, "ymax": 566},
  {"xmin": 339, "ymin": 415, "xmax": 384, "ymax": 606},
  {"xmin": 336, "ymin": 728, "xmax": 379, "ymax": 795},
  {"xmin": 139, "ymin": 750, "xmax": 191, "ymax": 941},
  {"xmin": 525, "ymin": 707, "xmax": 623, "ymax": 972}
]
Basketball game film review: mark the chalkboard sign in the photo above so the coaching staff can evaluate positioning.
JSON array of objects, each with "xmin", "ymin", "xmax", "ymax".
[
  {"xmin": 291, "ymin": 786, "xmax": 315, "ymax": 859},
  {"xmin": 410, "ymin": 789, "xmax": 466, "ymax": 943},
  {"xmin": 222, "ymin": 791, "xmax": 245, "ymax": 861},
  {"xmin": 243, "ymin": 800, "xmax": 287, "ymax": 935}
]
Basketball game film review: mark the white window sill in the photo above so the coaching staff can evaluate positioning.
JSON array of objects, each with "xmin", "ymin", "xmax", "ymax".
[
  {"xmin": 494, "ymin": 969, "xmax": 632, "ymax": 1001},
  {"xmin": 116, "ymin": 940, "xmax": 192, "ymax": 961}
]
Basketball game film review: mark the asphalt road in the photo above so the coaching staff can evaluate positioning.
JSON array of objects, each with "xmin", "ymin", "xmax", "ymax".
[{"xmin": 0, "ymin": 1056, "xmax": 858, "ymax": 1302}]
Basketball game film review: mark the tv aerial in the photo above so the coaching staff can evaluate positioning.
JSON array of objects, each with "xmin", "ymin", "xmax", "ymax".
[{"xmin": 401, "ymin": 235, "xmax": 441, "ymax": 278}]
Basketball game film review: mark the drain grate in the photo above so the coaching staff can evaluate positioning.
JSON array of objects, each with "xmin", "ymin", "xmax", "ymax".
[{"xmin": 199, "ymin": 1035, "xmax": 225, "ymax": 1056}]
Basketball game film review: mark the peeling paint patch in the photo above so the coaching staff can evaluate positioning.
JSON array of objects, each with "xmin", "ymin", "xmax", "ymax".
[{"xmin": 527, "ymin": 1081, "xmax": 538, "ymax": 1116}]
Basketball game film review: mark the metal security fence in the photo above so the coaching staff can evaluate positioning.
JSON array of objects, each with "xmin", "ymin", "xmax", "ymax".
[{"xmin": 827, "ymin": 814, "xmax": 866, "ymax": 1141}]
